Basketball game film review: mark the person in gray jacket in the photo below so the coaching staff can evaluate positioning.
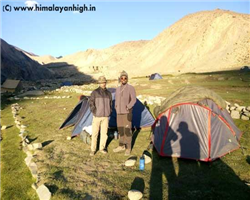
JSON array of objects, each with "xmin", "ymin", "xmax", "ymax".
[
  {"xmin": 113, "ymin": 71, "xmax": 136, "ymax": 156},
  {"xmin": 89, "ymin": 76, "xmax": 112, "ymax": 156}
]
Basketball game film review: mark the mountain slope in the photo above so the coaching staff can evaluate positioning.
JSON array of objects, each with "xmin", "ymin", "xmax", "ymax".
[
  {"xmin": 1, "ymin": 39, "xmax": 55, "ymax": 82},
  {"xmin": 19, "ymin": 9, "xmax": 250, "ymax": 78}
]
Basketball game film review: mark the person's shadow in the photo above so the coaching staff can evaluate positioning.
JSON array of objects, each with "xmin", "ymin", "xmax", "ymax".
[
  {"xmin": 150, "ymin": 120, "xmax": 250, "ymax": 200},
  {"xmin": 149, "ymin": 116, "xmax": 178, "ymax": 199}
]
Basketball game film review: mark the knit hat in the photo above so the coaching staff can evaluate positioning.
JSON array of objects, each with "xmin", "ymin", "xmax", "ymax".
[
  {"xmin": 120, "ymin": 70, "xmax": 128, "ymax": 78},
  {"xmin": 98, "ymin": 76, "xmax": 107, "ymax": 83}
]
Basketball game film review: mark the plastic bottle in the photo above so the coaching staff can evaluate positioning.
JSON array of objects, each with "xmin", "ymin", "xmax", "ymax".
[{"xmin": 139, "ymin": 155, "xmax": 145, "ymax": 171}]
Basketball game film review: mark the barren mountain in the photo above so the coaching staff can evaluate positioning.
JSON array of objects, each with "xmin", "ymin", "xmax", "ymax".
[
  {"xmin": 1, "ymin": 39, "xmax": 55, "ymax": 82},
  {"xmin": 16, "ymin": 9, "xmax": 250, "ymax": 79},
  {"xmin": 27, "ymin": 54, "xmax": 57, "ymax": 65}
]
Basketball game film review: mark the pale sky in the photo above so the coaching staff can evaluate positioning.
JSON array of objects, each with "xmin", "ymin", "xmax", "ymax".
[{"xmin": 1, "ymin": 0, "xmax": 249, "ymax": 57}]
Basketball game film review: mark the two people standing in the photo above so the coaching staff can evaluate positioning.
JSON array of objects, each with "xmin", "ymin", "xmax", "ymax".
[{"xmin": 89, "ymin": 71, "xmax": 136, "ymax": 156}]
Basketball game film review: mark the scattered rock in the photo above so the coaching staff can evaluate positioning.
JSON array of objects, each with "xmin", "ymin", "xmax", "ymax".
[
  {"xmin": 241, "ymin": 115, "xmax": 250, "ymax": 121},
  {"xmin": 25, "ymin": 156, "xmax": 33, "ymax": 166},
  {"xmin": 144, "ymin": 154, "xmax": 152, "ymax": 164},
  {"xmin": 229, "ymin": 106, "xmax": 236, "ymax": 111},
  {"xmin": 33, "ymin": 143, "xmax": 43, "ymax": 150},
  {"xmin": 1, "ymin": 125, "xmax": 7, "ymax": 130},
  {"xmin": 125, "ymin": 156, "xmax": 137, "ymax": 167},
  {"xmin": 128, "ymin": 189, "xmax": 143, "ymax": 200},
  {"xmin": 236, "ymin": 106, "xmax": 245, "ymax": 112},
  {"xmin": 243, "ymin": 111, "xmax": 250, "ymax": 117},
  {"xmin": 231, "ymin": 110, "xmax": 240, "ymax": 119},
  {"xmin": 67, "ymin": 136, "xmax": 71, "ymax": 140},
  {"xmin": 29, "ymin": 162, "xmax": 38, "ymax": 177},
  {"xmin": 36, "ymin": 184, "xmax": 51, "ymax": 200},
  {"xmin": 32, "ymin": 183, "xmax": 38, "ymax": 190},
  {"xmin": 27, "ymin": 144, "xmax": 34, "ymax": 151}
]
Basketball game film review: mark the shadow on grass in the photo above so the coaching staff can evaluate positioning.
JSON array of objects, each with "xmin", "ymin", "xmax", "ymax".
[
  {"xmin": 246, "ymin": 155, "xmax": 250, "ymax": 165},
  {"xmin": 150, "ymin": 150, "xmax": 250, "ymax": 200},
  {"xmin": 42, "ymin": 140, "xmax": 54, "ymax": 147},
  {"xmin": 131, "ymin": 128, "xmax": 141, "ymax": 150},
  {"xmin": 150, "ymin": 119, "xmax": 250, "ymax": 199},
  {"xmin": 26, "ymin": 136, "xmax": 38, "ymax": 143},
  {"xmin": 130, "ymin": 177, "xmax": 145, "ymax": 193}
]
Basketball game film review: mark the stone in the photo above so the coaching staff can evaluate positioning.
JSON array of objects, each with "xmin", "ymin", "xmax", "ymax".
[
  {"xmin": 25, "ymin": 138, "xmax": 30, "ymax": 144},
  {"xmin": 234, "ymin": 103, "xmax": 240, "ymax": 107},
  {"xmin": 125, "ymin": 157, "xmax": 137, "ymax": 167},
  {"xmin": 66, "ymin": 136, "xmax": 71, "ymax": 140},
  {"xmin": 1, "ymin": 125, "xmax": 7, "ymax": 130},
  {"xmin": 236, "ymin": 106, "xmax": 245, "ymax": 112},
  {"xmin": 32, "ymin": 183, "xmax": 38, "ymax": 190},
  {"xmin": 29, "ymin": 162, "xmax": 38, "ymax": 177},
  {"xmin": 33, "ymin": 143, "xmax": 42, "ymax": 150},
  {"xmin": 229, "ymin": 106, "xmax": 236, "ymax": 111},
  {"xmin": 21, "ymin": 125, "xmax": 27, "ymax": 129},
  {"xmin": 243, "ymin": 111, "xmax": 250, "ymax": 117},
  {"xmin": 25, "ymin": 156, "xmax": 33, "ymax": 166},
  {"xmin": 128, "ymin": 190, "xmax": 143, "ymax": 200},
  {"xmin": 22, "ymin": 141, "xmax": 27, "ymax": 147},
  {"xmin": 27, "ymin": 144, "xmax": 34, "ymax": 151},
  {"xmin": 36, "ymin": 184, "xmax": 51, "ymax": 200},
  {"xmin": 241, "ymin": 115, "xmax": 249, "ymax": 121},
  {"xmin": 144, "ymin": 154, "xmax": 152, "ymax": 164},
  {"xmin": 231, "ymin": 111, "xmax": 240, "ymax": 119}
]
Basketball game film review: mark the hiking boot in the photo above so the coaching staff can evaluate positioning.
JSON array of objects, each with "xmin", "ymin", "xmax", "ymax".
[
  {"xmin": 100, "ymin": 149, "xmax": 108, "ymax": 154},
  {"xmin": 89, "ymin": 151, "xmax": 95, "ymax": 156},
  {"xmin": 124, "ymin": 149, "xmax": 131, "ymax": 156},
  {"xmin": 113, "ymin": 145, "xmax": 125, "ymax": 153}
]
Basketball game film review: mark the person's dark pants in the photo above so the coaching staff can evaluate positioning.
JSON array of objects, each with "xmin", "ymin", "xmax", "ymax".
[{"xmin": 117, "ymin": 110, "xmax": 132, "ymax": 150}]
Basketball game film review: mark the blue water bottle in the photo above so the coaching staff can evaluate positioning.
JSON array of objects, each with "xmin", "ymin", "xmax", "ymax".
[
  {"xmin": 139, "ymin": 155, "xmax": 145, "ymax": 171},
  {"xmin": 114, "ymin": 131, "xmax": 118, "ymax": 140}
]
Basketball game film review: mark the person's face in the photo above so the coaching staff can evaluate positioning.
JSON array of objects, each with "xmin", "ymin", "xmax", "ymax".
[
  {"xmin": 120, "ymin": 76, "xmax": 128, "ymax": 85},
  {"xmin": 99, "ymin": 82, "xmax": 106, "ymax": 89}
]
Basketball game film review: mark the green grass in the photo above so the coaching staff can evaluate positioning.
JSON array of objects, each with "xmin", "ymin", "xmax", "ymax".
[
  {"xmin": 1, "ymin": 71, "xmax": 250, "ymax": 199},
  {"xmin": 0, "ymin": 106, "xmax": 39, "ymax": 200}
]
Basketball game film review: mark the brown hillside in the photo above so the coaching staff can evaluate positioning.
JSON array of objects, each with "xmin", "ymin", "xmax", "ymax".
[{"xmin": 29, "ymin": 9, "xmax": 250, "ymax": 78}]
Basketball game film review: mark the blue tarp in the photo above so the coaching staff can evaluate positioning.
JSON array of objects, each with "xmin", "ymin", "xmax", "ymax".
[{"xmin": 61, "ymin": 81, "xmax": 72, "ymax": 86}]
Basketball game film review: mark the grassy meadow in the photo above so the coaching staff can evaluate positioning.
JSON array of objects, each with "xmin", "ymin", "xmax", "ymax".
[{"xmin": 1, "ymin": 71, "xmax": 250, "ymax": 200}]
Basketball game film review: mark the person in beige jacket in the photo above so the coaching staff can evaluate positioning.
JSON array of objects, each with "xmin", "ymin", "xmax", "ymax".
[
  {"xmin": 113, "ymin": 71, "xmax": 136, "ymax": 156},
  {"xmin": 89, "ymin": 76, "xmax": 112, "ymax": 156}
]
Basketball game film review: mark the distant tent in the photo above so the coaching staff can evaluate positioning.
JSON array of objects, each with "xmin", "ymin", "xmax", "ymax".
[
  {"xmin": 61, "ymin": 81, "xmax": 72, "ymax": 86},
  {"xmin": 1, "ymin": 79, "xmax": 22, "ymax": 93},
  {"xmin": 149, "ymin": 73, "xmax": 162, "ymax": 80},
  {"xmin": 60, "ymin": 88, "xmax": 155, "ymax": 137},
  {"xmin": 240, "ymin": 66, "xmax": 250, "ymax": 72},
  {"xmin": 152, "ymin": 86, "xmax": 242, "ymax": 162}
]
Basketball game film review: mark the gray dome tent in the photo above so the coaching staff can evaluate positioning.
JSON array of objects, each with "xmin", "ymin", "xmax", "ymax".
[
  {"xmin": 152, "ymin": 86, "xmax": 242, "ymax": 162},
  {"xmin": 149, "ymin": 73, "xmax": 162, "ymax": 80}
]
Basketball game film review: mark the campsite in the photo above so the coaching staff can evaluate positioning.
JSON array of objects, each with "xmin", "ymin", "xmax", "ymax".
[
  {"xmin": 1, "ymin": 71, "xmax": 250, "ymax": 200},
  {"xmin": 1, "ymin": 1, "xmax": 250, "ymax": 200}
]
